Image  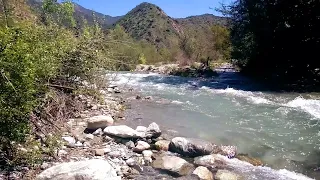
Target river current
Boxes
[108,68,320,180]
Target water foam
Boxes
[285,97,320,119]
[216,154,315,180]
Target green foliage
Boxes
[211,25,231,60]
[225,0,319,86]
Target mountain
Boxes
[115,2,183,49]
[27,0,122,27]
[115,2,228,50]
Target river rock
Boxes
[142,150,153,164]
[94,149,105,156]
[36,159,120,180]
[220,145,237,158]
[169,137,218,157]
[125,140,135,149]
[85,133,94,140]
[134,141,150,152]
[136,126,147,132]
[194,154,226,168]
[192,166,213,180]
[92,128,103,136]
[104,125,143,138]
[152,155,194,176]
[61,136,75,147]
[146,122,161,138]
[215,170,243,180]
[87,115,114,130]
[155,140,170,151]
[235,154,263,166]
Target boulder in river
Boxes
[192,166,213,180]
[155,140,170,151]
[36,159,120,180]
[235,154,263,166]
[194,154,226,168]
[146,122,161,138]
[152,155,194,176]
[104,125,143,138]
[215,170,243,180]
[87,115,114,130]
[169,137,218,157]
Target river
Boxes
[108,68,320,180]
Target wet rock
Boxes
[176,174,201,180]
[36,159,120,180]
[104,125,143,138]
[192,166,213,180]
[152,155,194,176]
[155,140,170,151]
[146,122,161,138]
[194,154,226,168]
[215,170,243,180]
[235,154,263,166]
[94,149,105,156]
[87,115,114,130]
[61,136,75,147]
[92,128,103,136]
[220,145,237,158]
[169,137,217,157]
[134,141,150,152]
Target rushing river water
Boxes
[109,68,320,180]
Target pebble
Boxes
[85,134,94,140]
[92,128,103,136]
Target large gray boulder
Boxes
[103,125,143,138]
[152,155,194,176]
[169,137,218,157]
[87,115,114,130]
[36,159,120,180]
[146,122,161,138]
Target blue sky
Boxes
[72,0,233,18]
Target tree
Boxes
[224,0,320,87]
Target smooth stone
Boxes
[104,125,143,138]
[61,136,75,147]
[155,140,170,151]
[192,166,213,180]
[215,170,243,180]
[87,115,114,130]
[146,122,161,138]
[74,141,83,147]
[92,128,103,136]
[94,149,105,156]
[125,140,135,149]
[108,151,121,158]
[134,141,150,152]
[152,155,194,176]
[136,126,147,132]
[169,137,218,157]
[194,154,226,168]
[126,158,136,167]
[142,150,153,164]
[36,159,120,180]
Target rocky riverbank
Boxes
[135,63,218,78]
[7,83,267,180]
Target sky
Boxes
[72,0,233,18]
